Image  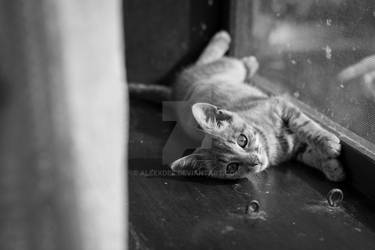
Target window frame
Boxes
[229,0,375,201]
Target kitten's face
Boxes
[171,103,269,179]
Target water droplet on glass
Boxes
[327,188,344,207]
[323,45,332,60]
[221,225,234,234]
[200,23,207,31]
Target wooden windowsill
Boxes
[129,97,375,249]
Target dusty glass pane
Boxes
[250,0,375,143]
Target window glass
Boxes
[250,0,375,143]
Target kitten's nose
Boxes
[248,156,261,168]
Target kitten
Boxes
[170,31,345,181]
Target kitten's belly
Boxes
[188,82,267,110]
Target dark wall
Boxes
[123,0,227,85]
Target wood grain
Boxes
[129,98,375,250]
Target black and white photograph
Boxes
[2,0,375,249]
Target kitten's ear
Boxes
[192,103,232,132]
[170,149,211,175]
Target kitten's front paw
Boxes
[321,159,345,182]
[314,131,341,158]
[242,56,259,79]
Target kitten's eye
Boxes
[237,134,248,148]
[226,163,239,174]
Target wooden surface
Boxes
[129,98,375,250]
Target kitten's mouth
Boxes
[247,163,265,173]
[249,153,269,173]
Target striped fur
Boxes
[170,31,345,182]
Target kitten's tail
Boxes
[128,82,172,103]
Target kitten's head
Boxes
[170,103,269,179]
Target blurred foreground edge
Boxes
[0,1,127,250]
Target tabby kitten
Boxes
[170,31,345,182]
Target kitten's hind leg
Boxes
[296,145,345,182]
[196,31,231,65]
